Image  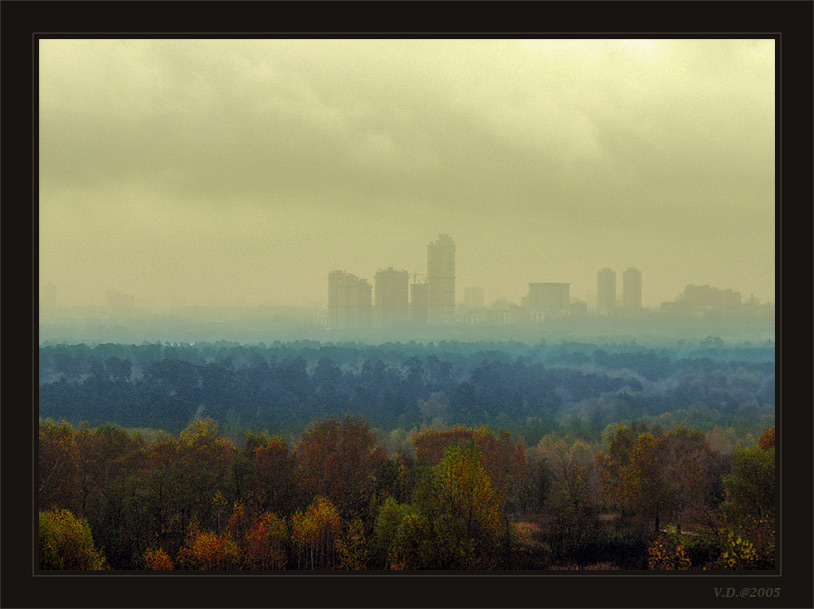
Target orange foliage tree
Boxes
[144,547,174,570]
[295,416,386,518]
[244,512,288,570]
[177,524,242,570]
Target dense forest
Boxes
[39,339,774,446]
[39,416,775,571]
[38,339,775,571]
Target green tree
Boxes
[723,444,775,522]
[392,444,505,569]
[717,434,775,569]
[371,496,414,568]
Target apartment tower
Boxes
[427,234,456,324]
[597,268,616,315]
[374,267,410,326]
[327,271,372,327]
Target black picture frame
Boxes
[3,1,811,607]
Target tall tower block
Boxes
[328,271,372,327]
[427,233,456,324]
[374,267,410,326]
[597,268,616,315]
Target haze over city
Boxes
[39,38,774,313]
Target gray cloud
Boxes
[39,38,775,308]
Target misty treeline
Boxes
[39,416,775,571]
[39,340,774,448]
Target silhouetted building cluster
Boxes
[660,284,769,318]
[326,237,770,329]
[327,234,455,329]
[527,282,570,321]
[328,271,372,327]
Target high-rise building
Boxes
[622,267,642,312]
[527,283,570,319]
[427,233,456,324]
[597,268,616,315]
[328,271,372,327]
[463,287,485,310]
[410,280,429,325]
[374,267,409,326]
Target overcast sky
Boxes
[39,38,775,309]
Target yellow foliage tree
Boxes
[290,496,342,570]
[39,509,108,570]
[647,529,692,570]
[177,529,242,570]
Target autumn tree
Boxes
[142,431,186,555]
[757,426,775,451]
[295,416,386,518]
[658,425,722,533]
[290,496,342,570]
[535,436,601,562]
[177,419,236,530]
[177,522,242,570]
[39,509,108,570]
[39,419,80,512]
[536,437,598,514]
[412,425,529,510]
[251,435,299,517]
[717,430,775,569]
[336,518,369,570]
[596,424,720,533]
[74,423,146,515]
[144,547,173,570]
[73,423,150,567]
[647,527,692,570]
[244,512,288,570]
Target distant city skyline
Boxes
[39,39,774,310]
